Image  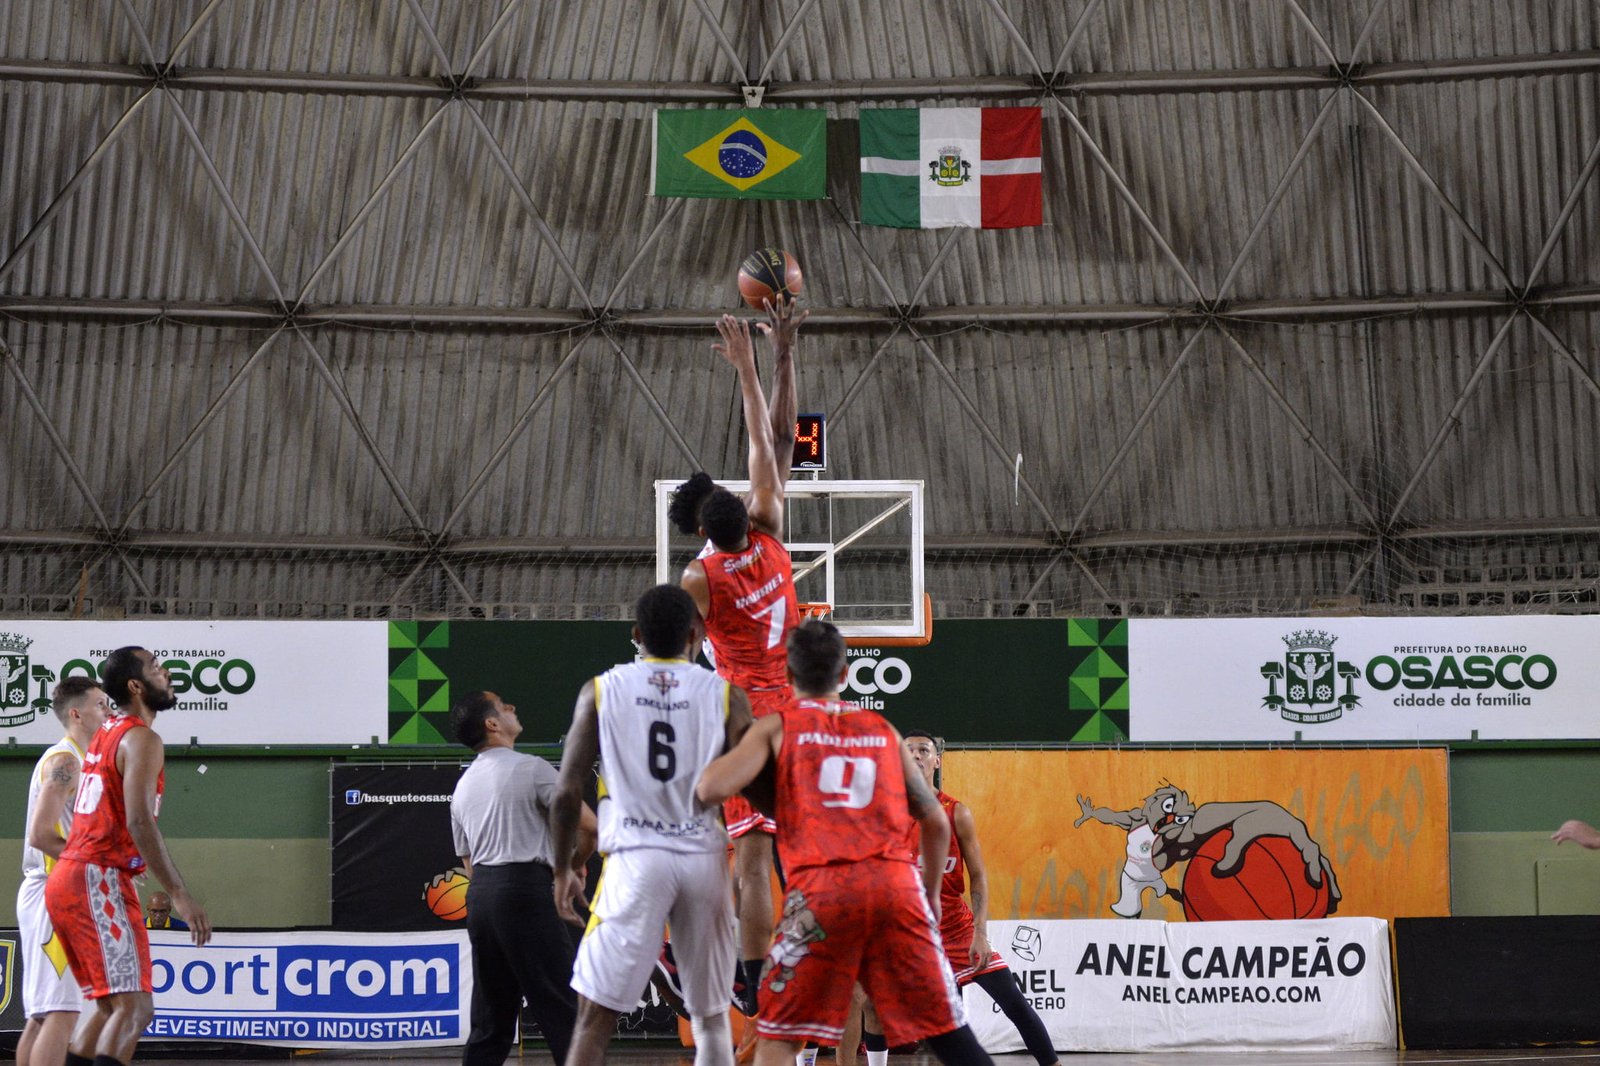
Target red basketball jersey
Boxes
[936,791,975,938]
[701,529,798,692]
[60,714,164,873]
[774,698,916,875]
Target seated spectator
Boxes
[145,890,190,931]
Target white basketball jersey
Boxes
[593,657,731,855]
[22,736,83,880]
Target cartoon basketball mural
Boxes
[1074,786,1340,921]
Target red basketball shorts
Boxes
[757,859,965,1046]
[941,922,1008,986]
[723,688,787,838]
[44,858,152,999]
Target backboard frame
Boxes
[653,478,926,642]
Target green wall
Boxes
[6,746,1600,926]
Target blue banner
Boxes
[145,929,471,1049]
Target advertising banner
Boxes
[143,929,469,1048]
[0,621,386,744]
[965,917,1394,1052]
[331,764,466,932]
[0,929,23,1032]
[1128,616,1600,741]
[388,619,1125,744]
[942,748,1449,921]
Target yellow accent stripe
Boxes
[592,674,608,801]
[584,856,609,937]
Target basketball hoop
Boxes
[797,602,833,621]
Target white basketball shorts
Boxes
[572,847,735,1018]
[16,873,83,1017]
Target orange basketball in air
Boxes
[1181,830,1331,921]
[423,869,470,921]
[737,248,803,309]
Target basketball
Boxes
[737,247,803,309]
[423,868,470,921]
[1180,830,1331,921]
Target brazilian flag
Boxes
[653,109,827,200]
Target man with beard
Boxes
[45,646,211,1066]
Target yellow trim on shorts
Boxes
[584,855,609,937]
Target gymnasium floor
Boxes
[127,1049,1600,1064]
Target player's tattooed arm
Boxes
[25,752,78,859]
[552,680,602,925]
[1073,794,1138,830]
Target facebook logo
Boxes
[344,789,362,805]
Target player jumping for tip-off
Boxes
[669,298,806,1018]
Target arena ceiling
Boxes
[1,1,1598,620]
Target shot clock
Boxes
[791,413,826,471]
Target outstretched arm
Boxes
[712,314,783,537]
[697,713,782,806]
[756,298,808,490]
[552,680,601,925]
[1554,819,1600,849]
[1074,794,1138,831]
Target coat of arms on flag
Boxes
[859,107,1042,229]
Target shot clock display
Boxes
[792,413,826,471]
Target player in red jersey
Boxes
[670,302,804,1013]
[695,622,994,1066]
[901,730,1059,1066]
[45,646,211,1066]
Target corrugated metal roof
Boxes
[2,0,1598,618]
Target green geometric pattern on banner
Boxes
[1062,618,1130,740]
[389,621,451,742]
[1070,711,1125,742]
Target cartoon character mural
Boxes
[1074,785,1341,921]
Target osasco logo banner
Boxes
[965,918,1394,1053]
[1128,616,1600,740]
[143,929,471,1048]
[0,621,386,744]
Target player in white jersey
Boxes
[552,585,755,1066]
[15,676,110,1066]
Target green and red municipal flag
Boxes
[653,109,827,200]
[859,107,1042,228]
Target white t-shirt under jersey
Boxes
[593,656,730,855]
[21,736,83,880]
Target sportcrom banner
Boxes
[331,764,466,932]
[143,929,470,1049]
[1128,616,1600,740]
[965,918,1394,1052]
[0,621,386,744]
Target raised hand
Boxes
[712,314,757,370]
[755,296,809,351]
[1074,794,1095,827]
